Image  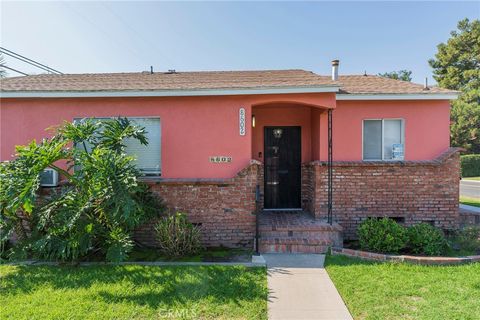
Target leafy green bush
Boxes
[155,212,202,258]
[407,223,447,256]
[0,118,165,262]
[358,218,408,254]
[461,154,480,177]
[451,226,480,253]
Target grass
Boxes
[127,247,252,263]
[460,196,480,208]
[463,177,480,181]
[0,264,267,320]
[325,254,480,320]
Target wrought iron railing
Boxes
[328,109,333,225]
[255,184,261,254]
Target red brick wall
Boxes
[306,148,461,239]
[134,160,262,248]
[134,148,461,246]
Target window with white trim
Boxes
[74,117,161,175]
[363,119,404,161]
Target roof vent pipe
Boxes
[424,77,430,90]
[332,60,339,81]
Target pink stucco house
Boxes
[0,61,460,253]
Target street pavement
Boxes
[460,179,480,199]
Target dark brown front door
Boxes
[264,126,301,209]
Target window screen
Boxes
[363,119,404,160]
[74,117,161,175]
[124,118,161,175]
[383,120,402,160]
[363,120,382,160]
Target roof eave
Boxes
[0,85,340,98]
[336,93,459,100]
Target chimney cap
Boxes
[331,59,340,66]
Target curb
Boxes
[331,247,480,265]
[460,204,480,213]
[2,257,267,268]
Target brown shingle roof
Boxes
[0,69,457,95]
[0,70,337,92]
[336,75,455,94]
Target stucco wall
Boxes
[0,94,450,179]
[321,100,451,161]
[251,104,315,163]
[0,93,335,179]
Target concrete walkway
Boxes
[264,254,353,320]
[460,203,480,213]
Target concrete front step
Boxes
[259,237,331,254]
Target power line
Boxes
[0,64,29,76]
[0,47,63,74]
[99,2,176,67]
[61,2,145,66]
[0,47,62,74]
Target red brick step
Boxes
[258,211,343,253]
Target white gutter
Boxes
[0,86,340,98]
[336,93,459,100]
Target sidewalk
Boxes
[460,204,480,213]
[263,254,353,320]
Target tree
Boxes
[378,70,412,82]
[0,118,165,262]
[0,53,7,78]
[429,18,480,153]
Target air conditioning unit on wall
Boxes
[40,168,59,187]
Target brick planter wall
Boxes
[460,208,480,227]
[134,160,262,248]
[306,148,462,239]
[135,148,461,247]
[332,247,480,265]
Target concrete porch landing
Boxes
[258,211,343,253]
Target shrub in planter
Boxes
[451,226,480,253]
[358,218,408,254]
[407,223,447,256]
[155,212,202,258]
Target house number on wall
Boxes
[239,107,246,136]
[209,156,233,163]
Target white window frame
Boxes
[73,116,162,175]
[362,118,405,161]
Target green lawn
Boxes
[0,265,267,320]
[460,196,480,208]
[463,177,480,181]
[325,255,480,320]
[127,247,252,262]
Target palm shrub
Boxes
[358,218,408,254]
[155,212,202,258]
[407,223,447,256]
[0,118,165,262]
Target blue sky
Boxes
[1,1,479,84]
